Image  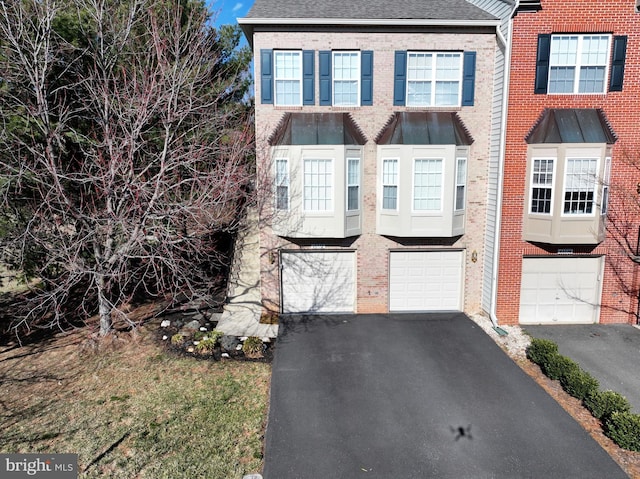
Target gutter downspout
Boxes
[489,2,518,334]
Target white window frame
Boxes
[602,156,611,215]
[455,157,467,212]
[347,158,360,211]
[303,158,334,212]
[274,50,302,106]
[548,34,611,95]
[275,158,289,211]
[332,51,360,107]
[529,157,556,215]
[406,52,463,107]
[382,158,399,211]
[412,158,443,212]
[562,157,599,216]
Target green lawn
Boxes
[0,324,271,478]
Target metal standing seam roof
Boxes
[375,112,474,146]
[526,109,617,144]
[242,0,498,22]
[268,113,368,146]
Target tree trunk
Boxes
[96,274,112,336]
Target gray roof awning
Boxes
[375,112,473,146]
[269,113,367,146]
[526,109,617,144]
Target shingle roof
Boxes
[243,0,497,22]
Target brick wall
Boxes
[252,29,498,315]
[498,0,640,324]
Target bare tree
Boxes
[602,148,640,321]
[0,0,254,336]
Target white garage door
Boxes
[520,256,603,324]
[389,250,464,311]
[281,251,355,313]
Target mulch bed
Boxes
[517,358,640,479]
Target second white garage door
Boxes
[520,256,603,324]
[281,251,355,314]
[389,250,464,311]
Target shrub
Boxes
[526,338,559,366]
[584,390,631,421]
[559,368,599,401]
[543,354,579,381]
[604,412,640,451]
[242,336,264,359]
[194,330,223,355]
[170,333,186,345]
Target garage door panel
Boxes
[520,257,602,324]
[389,251,463,312]
[281,252,355,314]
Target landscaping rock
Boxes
[181,320,202,332]
[220,335,240,352]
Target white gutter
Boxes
[489,1,518,330]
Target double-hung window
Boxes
[274,51,302,106]
[602,156,611,214]
[347,158,360,211]
[332,51,360,106]
[406,52,462,107]
[536,34,627,94]
[549,35,610,94]
[455,157,467,211]
[563,158,598,215]
[413,159,443,211]
[382,159,398,210]
[530,158,554,214]
[275,159,289,211]
[304,159,333,212]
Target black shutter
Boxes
[609,36,627,92]
[534,34,551,94]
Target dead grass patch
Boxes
[0,320,270,478]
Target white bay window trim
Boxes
[530,158,555,215]
[347,158,360,211]
[413,158,443,212]
[275,158,289,211]
[455,157,467,211]
[602,156,611,215]
[303,158,334,212]
[562,157,598,216]
[382,158,399,211]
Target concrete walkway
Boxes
[215,208,278,338]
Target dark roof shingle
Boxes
[244,0,497,22]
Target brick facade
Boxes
[497,0,640,324]
[252,30,498,315]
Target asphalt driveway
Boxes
[525,324,640,413]
[263,313,627,479]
